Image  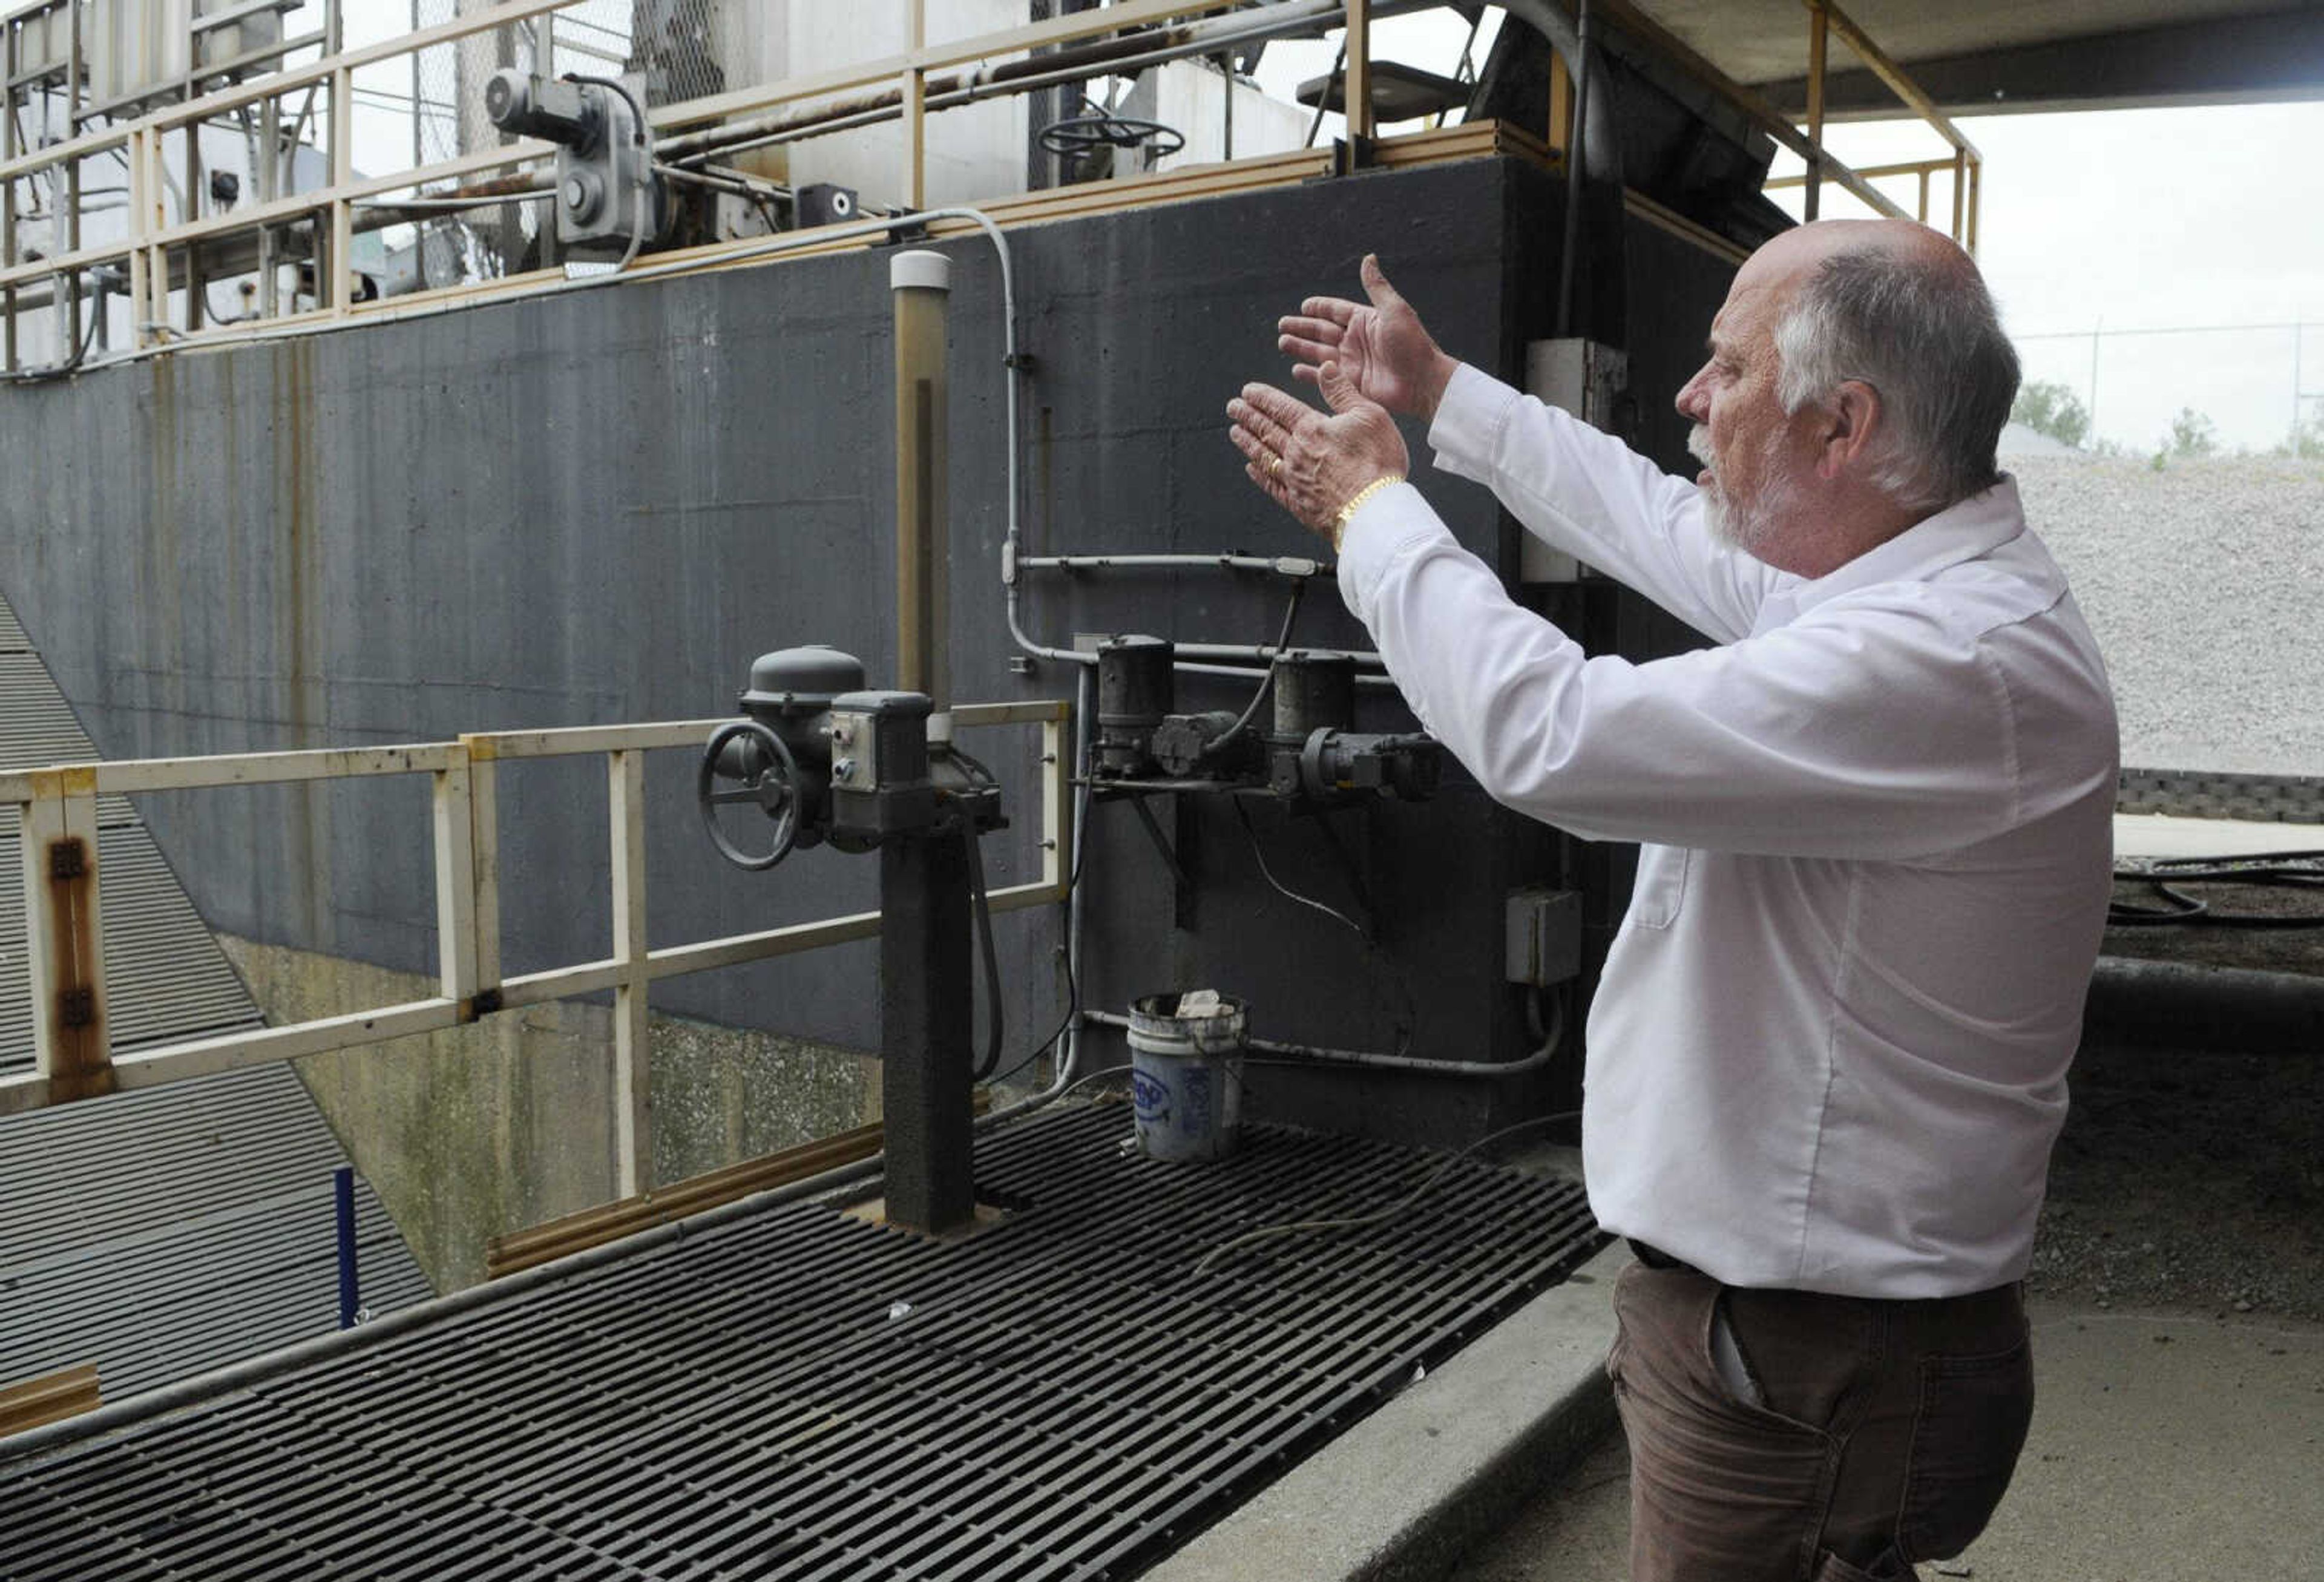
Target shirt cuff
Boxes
[1335,480,1449,627]
[1426,362,1521,481]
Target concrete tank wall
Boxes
[0,154,1737,1151]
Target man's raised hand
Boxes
[1226,364,1409,544]
[1275,254,1458,423]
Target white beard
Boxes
[1689,423,1790,559]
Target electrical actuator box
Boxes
[794,183,859,228]
[1505,887,1583,986]
[485,70,671,255]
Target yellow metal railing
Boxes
[3,0,1984,375]
[1581,0,1980,251]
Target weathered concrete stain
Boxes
[220,933,879,1292]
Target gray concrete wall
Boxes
[226,934,878,1292]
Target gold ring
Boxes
[1269,453,1283,476]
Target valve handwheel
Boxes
[698,720,804,870]
[1037,112,1186,163]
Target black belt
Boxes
[1625,1238,2025,1332]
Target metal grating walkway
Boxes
[0,1102,1600,1581]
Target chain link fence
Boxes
[2014,321,2324,458]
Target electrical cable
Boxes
[962,817,1006,1081]
[562,73,652,273]
[981,777,1092,1089]
[1192,1109,1583,1275]
[1231,796,1419,1053]
[2109,852,2324,928]
[1196,580,1305,764]
[3,284,100,383]
[980,723,1097,1092]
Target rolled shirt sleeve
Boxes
[1337,479,2041,860]
[1425,363,1785,646]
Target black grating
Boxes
[0,1102,1601,1581]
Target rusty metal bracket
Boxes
[56,987,96,1028]
[47,837,87,880]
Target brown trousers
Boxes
[1608,1255,2034,1581]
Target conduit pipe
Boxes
[892,249,953,723]
[1495,0,1627,342]
[1082,987,1566,1078]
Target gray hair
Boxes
[1770,244,2020,517]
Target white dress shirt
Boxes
[1338,364,2119,1298]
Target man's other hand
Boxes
[1277,254,1458,423]
[1227,364,1409,543]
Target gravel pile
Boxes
[2030,1041,2324,1321]
[2014,453,2324,776]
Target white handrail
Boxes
[0,701,1074,1200]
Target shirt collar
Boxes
[1756,474,2030,631]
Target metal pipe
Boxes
[1082,987,1567,1078]
[2084,956,2324,1055]
[1554,0,1591,339]
[1496,0,1627,341]
[891,249,951,717]
[1019,552,1332,578]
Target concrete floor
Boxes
[2113,812,2324,861]
[1450,1296,2324,1581]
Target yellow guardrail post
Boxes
[21,766,109,1103]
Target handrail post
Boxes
[1041,715,1068,895]
[329,65,353,315]
[1342,0,1373,143]
[609,749,652,1194]
[22,767,111,1103]
[125,127,149,346]
[1966,153,1981,254]
[1803,1,1827,222]
[460,736,504,1000]
[901,0,926,212]
[1951,146,1967,244]
[432,747,481,1006]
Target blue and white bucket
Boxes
[1128,991,1247,1163]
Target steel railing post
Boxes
[609,748,652,1194]
[1804,2,1827,222]
[22,767,110,1102]
[460,737,504,999]
[432,749,481,1007]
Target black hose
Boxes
[963,819,1006,1080]
[2109,853,2324,928]
[982,708,1097,1091]
[3,282,99,384]
[1555,0,1592,340]
[1496,0,1628,347]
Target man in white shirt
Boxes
[1225,219,2117,1581]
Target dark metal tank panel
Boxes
[0,156,1736,1146]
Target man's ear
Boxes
[1817,379,1882,481]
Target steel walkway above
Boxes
[0,1100,1601,1581]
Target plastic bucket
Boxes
[1128,992,1247,1162]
